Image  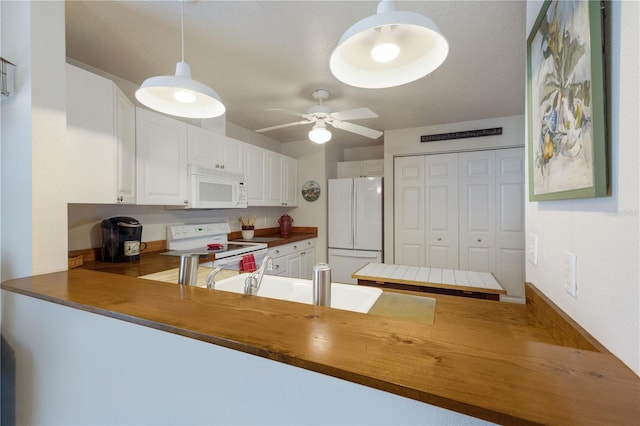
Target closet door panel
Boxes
[496,148,525,300]
[425,154,458,268]
[459,151,496,273]
[394,157,425,265]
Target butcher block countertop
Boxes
[2,268,639,425]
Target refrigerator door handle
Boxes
[352,182,357,246]
[330,251,380,259]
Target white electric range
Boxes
[164,222,268,269]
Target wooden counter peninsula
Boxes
[2,267,639,425]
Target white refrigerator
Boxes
[328,177,383,284]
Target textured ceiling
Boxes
[65,1,526,148]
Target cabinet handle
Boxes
[477,238,482,242]
[437,238,442,241]
[221,164,225,169]
[275,250,280,255]
[184,200,189,204]
[301,251,305,255]
[293,245,297,249]
[117,195,123,203]
[275,265,280,269]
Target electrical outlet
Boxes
[526,233,538,266]
[564,251,578,298]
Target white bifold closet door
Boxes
[393,148,525,301]
[458,151,496,273]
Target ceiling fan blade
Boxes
[330,108,378,121]
[330,120,383,139]
[255,120,311,133]
[265,108,310,119]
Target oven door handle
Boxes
[213,249,268,267]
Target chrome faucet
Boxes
[244,256,273,295]
[205,266,223,289]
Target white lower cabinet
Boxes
[266,239,316,279]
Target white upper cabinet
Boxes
[244,145,298,207]
[338,159,384,178]
[244,144,268,205]
[188,126,244,176]
[66,64,136,204]
[282,155,298,207]
[135,107,189,206]
[265,151,283,206]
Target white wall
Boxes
[383,115,525,262]
[2,290,492,425]
[525,0,639,375]
[344,145,384,161]
[282,140,331,263]
[1,1,67,280]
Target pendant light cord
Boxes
[180,0,185,63]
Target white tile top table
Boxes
[352,263,506,300]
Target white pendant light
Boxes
[308,119,332,144]
[135,1,225,118]
[330,0,449,89]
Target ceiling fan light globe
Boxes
[309,127,332,144]
[330,4,448,88]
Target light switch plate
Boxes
[526,233,538,266]
[564,251,578,298]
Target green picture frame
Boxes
[527,0,609,201]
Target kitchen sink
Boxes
[213,274,382,313]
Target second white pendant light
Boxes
[330,0,449,89]
[135,1,225,118]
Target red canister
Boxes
[278,214,293,237]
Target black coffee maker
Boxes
[100,216,144,262]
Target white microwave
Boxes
[187,165,248,209]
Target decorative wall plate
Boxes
[301,180,321,202]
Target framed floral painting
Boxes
[527,0,609,201]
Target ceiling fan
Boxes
[255,89,383,143]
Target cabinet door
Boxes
[300,248,315,279]
[495,148,525,300]
[394,156,425,265]
[425,154,458,268]
[362,159,384,177]
[244,144,267,205]
[187,125,215,168]
[219,136,245,175]
[66,64,116,204]
[266,151,283,206]
[136,108,188,205]
[458,151,496,273]
[281,155,298,206]
[338,161,364,178]
[287,252,302,278]
[114,87,136,204]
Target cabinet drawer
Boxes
[268,239,316,258]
